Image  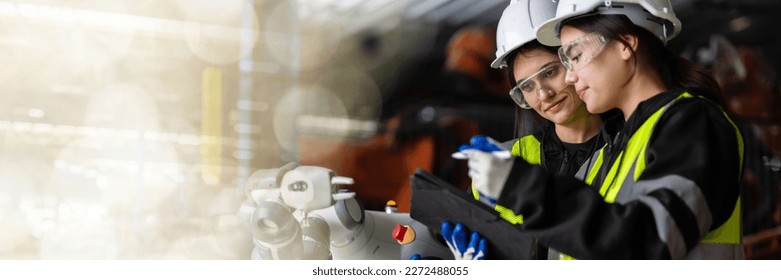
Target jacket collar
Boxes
[601,88,687,149]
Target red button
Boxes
[392,224,408,242]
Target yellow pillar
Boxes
[201,67,223,185]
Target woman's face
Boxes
[559,26,629,114]
[511,48,591,126]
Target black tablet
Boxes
[409,168,537,260]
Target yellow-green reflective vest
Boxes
[579,92,744,259]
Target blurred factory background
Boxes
[0,0,779,259]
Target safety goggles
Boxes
[509,61,565,109]
[558,33,608,71]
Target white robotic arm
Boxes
[238,163,413,260]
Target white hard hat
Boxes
[491,0,557,69]
[536,0,681,46]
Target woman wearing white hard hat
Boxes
[463,0,745,259]
[465,0,613,260]
[492,0,608,161]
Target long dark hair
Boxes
[563,15,723,103]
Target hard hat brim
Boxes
[490,52,509,69]
[536,10,592,47]
[536,1,683,47]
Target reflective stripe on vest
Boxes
[476,135,543,225]
[582,92,744,259]
[513,135,541,165]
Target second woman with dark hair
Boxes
[459,0,744,259]
[443,0,608,260]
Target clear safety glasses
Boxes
[509,62,565,109]
[558,33,608,71]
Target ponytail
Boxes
[662,49,724,104]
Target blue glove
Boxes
[440,221,486,260]
[452,135,511,159]
[452,136,513,205]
